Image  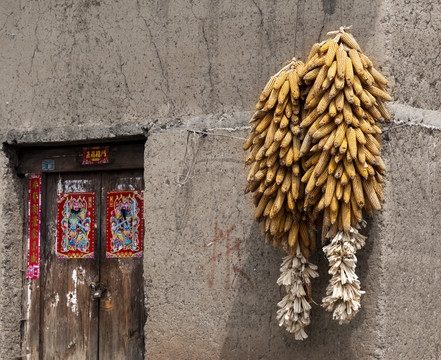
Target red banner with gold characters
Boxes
[106,191,143,258]
[27,174,41,279]
[82,146,109,165]
[57,192,95,259]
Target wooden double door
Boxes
[39,170,145,359]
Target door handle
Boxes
[89,282,107,299]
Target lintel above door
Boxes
[15,140,145,175]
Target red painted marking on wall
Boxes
[201,222,253,290]
[232,266,255,288]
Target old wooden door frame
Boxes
[15,139,146,359]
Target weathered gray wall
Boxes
[0,0,441,359]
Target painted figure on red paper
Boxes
[106,191,143,258]
[57,193,95,258]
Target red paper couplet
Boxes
[106,191,144,258]
[27,174,41,279]
[57,192,95,259]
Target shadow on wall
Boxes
[219,217,380,359]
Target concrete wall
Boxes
[0,0,440,359]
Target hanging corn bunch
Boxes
[244,27,391,338]
[244,58,319,339]
[298,27,391,324]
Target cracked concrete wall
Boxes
[0,0,440,359]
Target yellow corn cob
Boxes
[359,90,373,108]
[340,32,361,51]
[281,171,292,193]
[343,100,353,125]
[305,169,317,194]
[260,76,276,101]
[313,150,331,178]
[255,99,265,110]
[343,156,356,179]
[376,172,383,183]
[299,221,310,248]
[352,74,363,95]
[276,165,287,185]
[275,96,289,115]
[316,168,329,187]
[316,89,333,114]
[288,70,300,100]
[300,108,320,128]
[335,74,345,90]
[376,100,391,121]
[304,151,321,168]
[375,155,386,173]
[340,170,349,186]
[329,99,337,117]
[365,133,381,155]
[324,174,337,207]
[333,122,347,148]
[339,135,348,154]
[254,195,270,219]
[329,82,339,98]
[323,128,337,151]
[270,188,286,218]
[368,85,392,102]
[359,69,375,88]
[320,39,333,54]
[367,104,383,121]
[291,173,301,200]
[351,174,365,207]
[292,136,301,161]
[334,161,344,179]
[253,167,268,182]
[328,155,338,174]
[286,190,295,210]
[369,66,388,86]
[336,44,346,79]
[325,41,339,67]
[280,130,293,149]
[284,147,294,167]
[346,127,357,160]
[348,49,364,74]
[360,52,373,69]
[265,161,279,183]
[327,60,337,80]
[359,118,374,134]
[350,194,363,223]
[301,165,315,183]
[264,88,279,111]
[362,178,382,211]
[278,80,290,105]
[312,122,338,140]
[354,157,369,179]
[319,113,332,126]
[321,77,333,91]
[370,176,384,202]
[288,222,300,247]
[307,43,321,61]
[303,67,321,82]
[343,182,351,203]
[345,56,354,86]
[354,127,367,144]
[342,201,351,232]
[330,195,339,224]
[299,133,313,157]
[335,91,345,112]
[344,85,355,104]
[273,70,288,90]
[263,197,275,217]
[352,106,366,121]
[270,210,284,235]
[274,125,289,142]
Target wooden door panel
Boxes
[42,174,100,360]
[98,170,145,360]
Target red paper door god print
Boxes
[57,193,95,258]
[106,191,144,258]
